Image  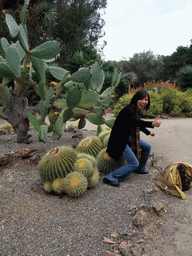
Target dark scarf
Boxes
[131,111,141,162]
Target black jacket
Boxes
[106,104,154,161]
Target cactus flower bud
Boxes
[111,95,115,98]
[50,81,58,87]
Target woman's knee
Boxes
[132,159,139,170]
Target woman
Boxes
[103,89,161,187]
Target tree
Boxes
[176,65,192,91]
[53,0,107,63]
[123,72,137,93]
[160,46,191,82]
[118,51,164,86]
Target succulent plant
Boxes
[0,0,122,144]
[52,178,65,194]
[76,136,102,157]
[74,158,93,179]
[38,146,77,181]
[44,181,53,193]
[76,152,97,169]
[103,133,110,148]
[63,171,88,197]
[97,148,127,174]
[87,168,100,189]
[98,130,111,142]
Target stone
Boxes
[119,241,131,256]
[132,210,149,227]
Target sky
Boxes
[98,0,192,61]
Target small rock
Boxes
[151,201,167,216]
[119,241,131,256]
[130,244,143,256]
[132,210,149,227]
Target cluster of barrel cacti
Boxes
[39,145,100,197]
[0,0,121,143]
[38,127,126,197]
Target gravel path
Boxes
[1,117,192,256]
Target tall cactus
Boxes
[0,0,121,143]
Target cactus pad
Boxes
[76,136,102,157]
[38,146,77,181]
[63,171,88,197]
[97,148,127,174]
[52,178,65,194]
[74,158,93,179]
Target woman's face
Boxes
[137,96,148,111]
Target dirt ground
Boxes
[1,115,192,256]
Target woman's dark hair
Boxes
[130,90,150,111]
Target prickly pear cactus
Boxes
[76,136,102,157]
[38,146,77,181]
[97,148,127,174]
[63,171,88,197]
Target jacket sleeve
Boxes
[126,105,154,129]
[140,127,151,135]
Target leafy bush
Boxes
[161,89,192,116]
[113,88,192,118]
[113,91,163,118]
[141,91,163,118]
[113,93,133,116]
[171,105,182,116]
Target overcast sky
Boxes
[98,0,192,61]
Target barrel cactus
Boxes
[52,178,65,194]
[103,133,110,148]
[63,171,88,197]
[76,136,102,157]
[44,181,53,193]
[74,158,93,179]
[87,168,100,189]
[38,146,77,181]
[97,148,127,174]
[98,130,111,143]
[77,153,97,169]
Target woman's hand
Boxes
[152,115,162,127]
[150,132,156,136]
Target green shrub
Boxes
[113,91,163,118]
[141,91,163,118]
[113,93,133,116]
[171,105,182,116]
[161,89,192,116]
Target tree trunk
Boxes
[5,94,38,143]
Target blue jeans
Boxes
[105,138,151,183]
